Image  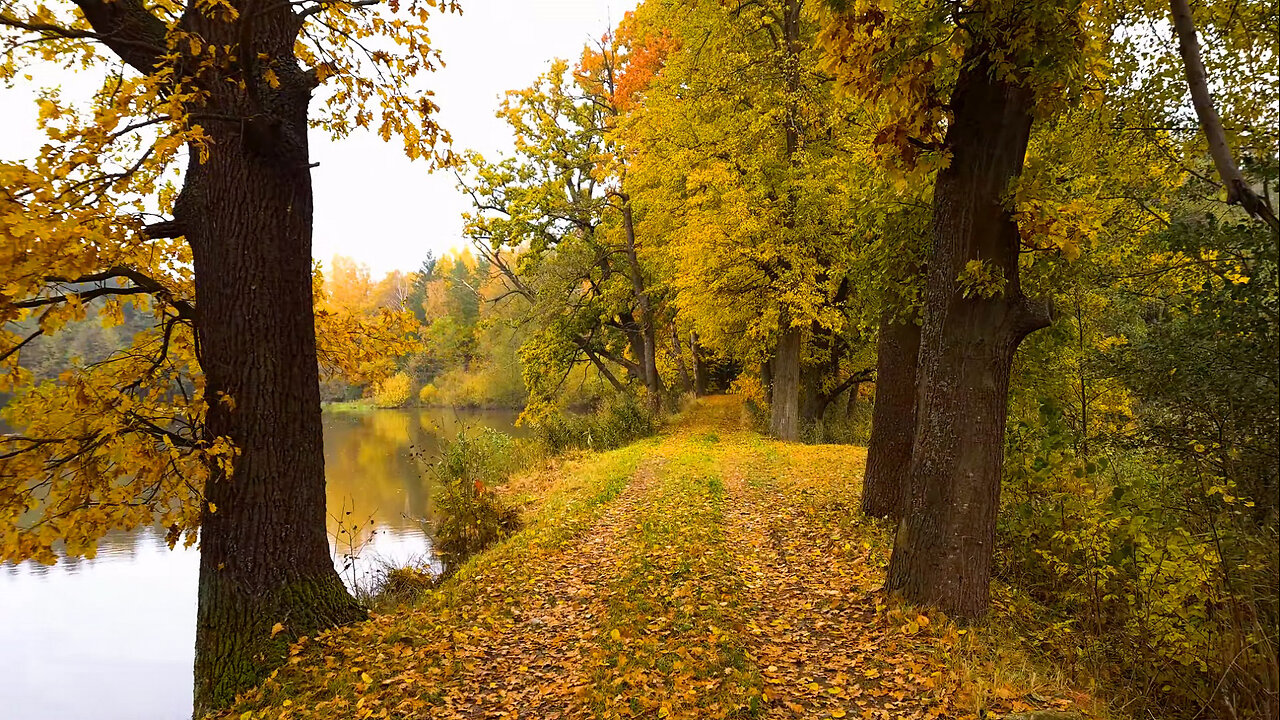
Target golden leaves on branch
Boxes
[300,0,461,165]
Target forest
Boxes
[0,0,1276,718]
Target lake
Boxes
[0,406,523,720]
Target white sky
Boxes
[0,0,634,276]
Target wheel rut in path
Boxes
[431,455,663,720]
[720,440,956,719]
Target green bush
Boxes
[423,428,524,576]
[998,399,1279,719]
[531,393,658,454]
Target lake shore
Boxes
[322,399,526,414]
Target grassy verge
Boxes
[320,399,379,413]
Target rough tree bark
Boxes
[53,0,369,712]
[691,332,708,397]
[769,323,802,441]
[672,327,693,393]
[884,47,1051,619]
[1169,0,1278,232]
[183,4,366,710]
[799,365,823,426]
[861,314,921,519]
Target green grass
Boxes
[580,438,763,719]
[320,399,378,413]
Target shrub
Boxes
[417,382,439,405]
[423,428,524,575]
[422,365,527,408]
[353,555,436,609]
[998,399,1279,719]
[531,393,658,454]
[729,375,770,434]
[372,371,413,408]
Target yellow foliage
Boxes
[0,0,458,565]
[372,372,413,409]
[728,374,768,409]
[418,382,439,405]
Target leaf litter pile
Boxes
[218,397,1095,720]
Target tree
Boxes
[404,251,438,323]
[625,0,872,440]
[861,312,920,518]
[0,0,455,710]
[1167,0,1277,232]
[824,0,1109,616]
[858,206,928,518]
[461,46,671,413]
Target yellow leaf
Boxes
[270,622,284,637]
[832,711,847,718]
[610,629,621,641]
[361,671,372,684]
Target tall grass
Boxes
[532,394,659,454]
[421,428,525,576]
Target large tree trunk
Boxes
[884,48,1050,620]
[672,327,693,393]
[183,12,363,714]
[691,332,708,397]
[799,365,823,425]
[66,0,365,712]
[862,315,921,519]
[620,204,664,405]
[769,324,802,441]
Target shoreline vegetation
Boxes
[320,399,525,414]
[215,397,1101,720]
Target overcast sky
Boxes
[0,0,633,276]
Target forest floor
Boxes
[220,396,1099,720]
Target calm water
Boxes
[0,407,523,720]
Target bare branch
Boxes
[0,327,44,364]
[1170,0,1279,233]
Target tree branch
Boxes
[36,266,196,319]
[1169,0,1278,233]
[295,0,380,21]
[0,327,44,365]
[69,0,168,74]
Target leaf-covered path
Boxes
[220,397,1090,720]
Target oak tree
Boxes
[0,0,455,710]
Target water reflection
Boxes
[0,407,522,720]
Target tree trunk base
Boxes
[194,571,364,716]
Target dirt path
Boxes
[432,455,664,719]
[221,396,1089,720]
[720,436,954,719]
